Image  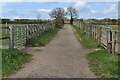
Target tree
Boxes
[49,8,66,27]
[67,6,78,24]
[111,19,117,25]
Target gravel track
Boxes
[9,24,96,78]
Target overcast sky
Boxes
[1,2,118,20]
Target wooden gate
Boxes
[100,27,111,49]
[9,25,27,49]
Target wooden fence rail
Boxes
[73,20,120,54]
[0,21,55,49]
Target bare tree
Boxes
[49,8,66,27]
[67,6,78,24]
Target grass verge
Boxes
[1,49,32,77]
[72,24,118,78]
[27,25,64,47]
[72,25,100,49]
[86,50,118,78]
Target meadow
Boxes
[96,25,119,30]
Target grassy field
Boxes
[96,25,118,30]
[72,25,100,49]
[26,25,64,47]
[86,50,118,78]
[1,49,32,77]
[64,21,70,24]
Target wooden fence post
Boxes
[89,24,92,37]
[99,27,102,44]
[41,24,43,34]
[79,21,80,29]
[5,22,8,35]
[97,26,99,42]
[117,31,120,54]
[26,25,30,41]
[107,28,112,53]
[79,22,81,29]
[6,22,8,27]
[9,25,14,49]
[93,25,95,39]
[95,25,97,40]
[112,31,115,53]
[91,24,93,38]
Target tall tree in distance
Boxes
[49,8,66,28]
[67,6,78,24]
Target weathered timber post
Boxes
[39,24,42,36]
[91,25,93,38]
[41,24,43,34]
[80,22,82,29]
[107,28,112,53]
[83,22,85,30]
[93,25,95,39]
[118,33,120,54]
[26,25,31,41]
[42,24,45,34]
[112,31,115,53]
[6,22,8,27]
[81,22,83,29]
[90,24,92,37]
[9,25,14,49]
[92,25,94,39]
[34,24,38,33]
[44,24,46,32]
[78,21,80,28]
[98,26,102,44]
[6,22,8,34]
[97,26,99,41]
[37,25,40,36]
[94,25,96,40]
[95,25,97,40]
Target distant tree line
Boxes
[1,19,52,24]
[83,18,118,25]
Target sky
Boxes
[1,2,118,20]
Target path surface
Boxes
[10,24,96,78]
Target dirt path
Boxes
[10,24,96,78]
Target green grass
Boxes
[26,25,64,47]
[72,24,119,78]
[64,21,70,24]
[96,25,118,30]
[86,50,118,78]
[72,25,100,49]
[1,49,32,77]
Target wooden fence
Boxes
[73,20,120,54]
[0,21,55,49]
[0,27,9,40]
[94,22,118,25]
